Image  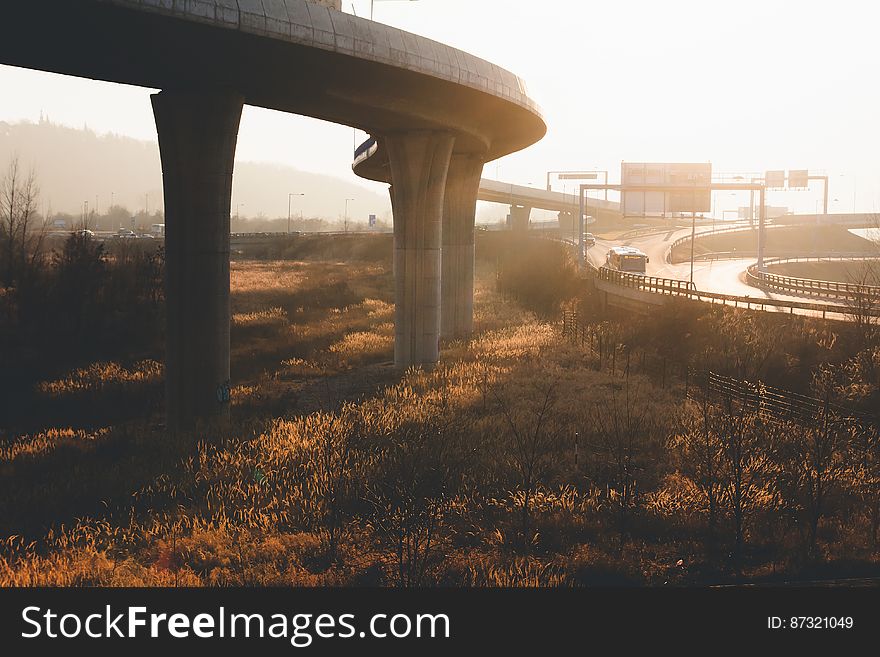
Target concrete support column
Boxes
[151,90,244,430]
[557,211,577,238]
[389,184,395,278]
[441,153,483,339]
[385,131,455,366]
[509,204,532,231]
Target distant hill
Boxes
[0,119,391,224]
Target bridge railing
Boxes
[596,266,697,295]
[665,223,793,263]
[354,137,377,160]
[589,265,880,318]
[230,232,297,238]
[746,256,880,301]
[667,223,759,252]
[676,249,874,263]
[666,221,876,264]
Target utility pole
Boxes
[578,185,585,270]
[689,186,696,285]
[749,189,755,228]
[689,211,696,285]
[344,198,354,233]
[853,174,857,213]
[371,0,418,20]
[757,186,766,270]
[288,192,304,234]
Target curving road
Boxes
[587,225,867,314]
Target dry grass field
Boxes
[1,234,879,587]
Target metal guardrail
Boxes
[673,250,879,264]
[613,225,688,240]
[667,221,878,264]
[668,223,758,251]
[689,370,871,425]
[665,223,791,263]
[588,264,880,318]
[560,310,872,425]
[230,232,295,238]
[595,265,697,295]
[230,231,389,239]
[747,256,880,301]
[354,137,377,160]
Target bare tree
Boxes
[587,378,658,551]
[843,266,879,354]
[715,406,775,572]
[365,405,468,587]
[707,311,781,381]
[0,155,44,287]
[305,406,363,562]
[848,423,880,548]
[671,398,725,544]
[491,380,561,545]
[772,411,846,557]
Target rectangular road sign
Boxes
[788,169,809,188]
[621,162,712,215]
[765,170,785,189]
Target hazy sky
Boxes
[0,0,878,216]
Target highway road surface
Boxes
[587,225,865,316]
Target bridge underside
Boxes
[1,1,546,430]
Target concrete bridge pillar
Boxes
[558,210,577,238]
[385,131,455,366]
[389,185,396,278]
[151,90,244,430]
[441,153,483,339]
[508,204,532,231]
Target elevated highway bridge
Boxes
[353,136,621,230]
[1,0,546,428]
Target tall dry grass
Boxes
[1,237,879,587]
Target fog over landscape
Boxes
[2,0,878,220]
[2,1,880,637]
[0,119,391,225]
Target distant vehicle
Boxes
[150,223,165,237]
[115,228,137,239]
[583,232,596,247]
[605,246,649,275]
[74,228,94,239]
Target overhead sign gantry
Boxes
[576,163,770,273]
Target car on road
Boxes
[115,229,137,239]
[583,232,596,247]
[74,228,95,239]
